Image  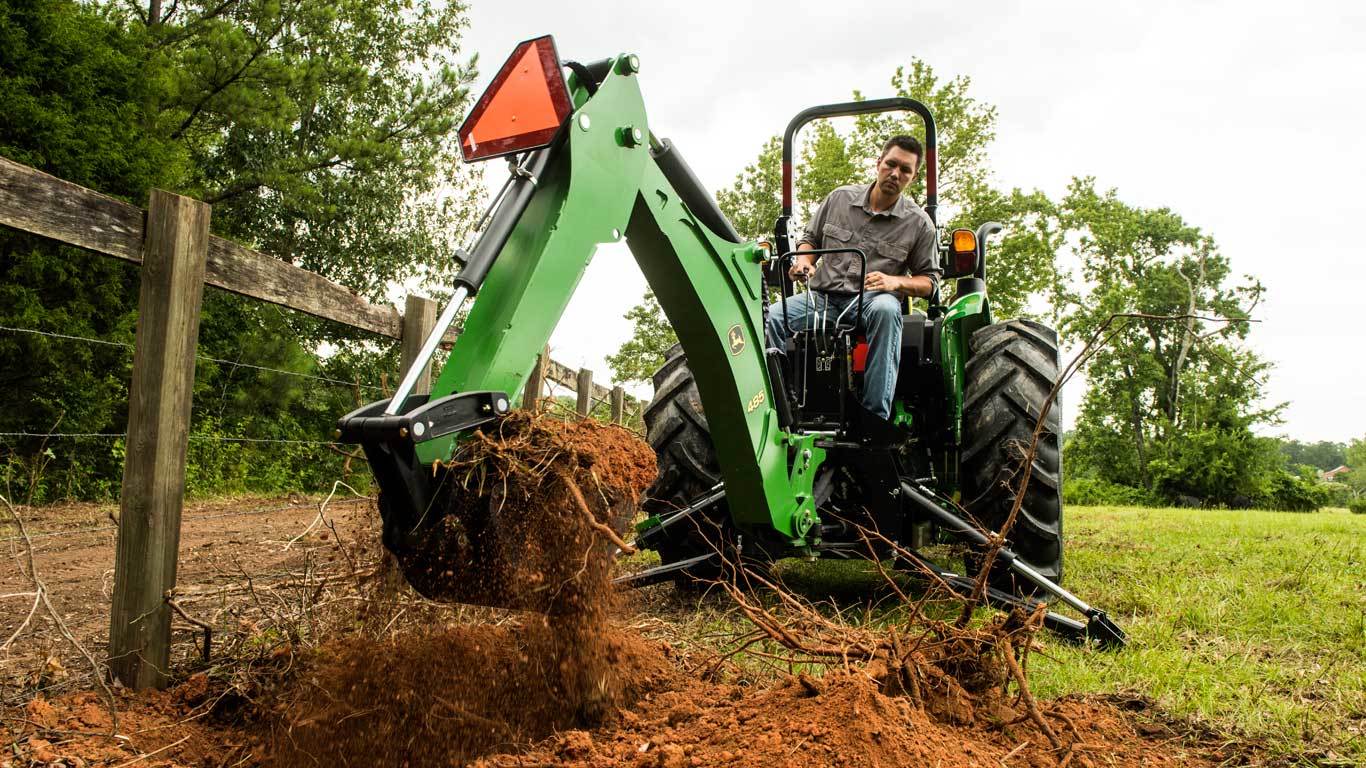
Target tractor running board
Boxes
[613,552,719,588]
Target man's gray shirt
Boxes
[798,183,941,295]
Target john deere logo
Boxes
[727,325,745,355]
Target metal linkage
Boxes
[899,481,1126,649]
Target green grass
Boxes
[629,507,1365,764]
[1030,506,1365,765]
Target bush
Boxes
[1063,478,1158,507]
[1257,471,1325,512]
[1318,482,1354,508]
[1348,498,1366,515]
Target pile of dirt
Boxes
[264,623,678,766]
[473,673,1226,768]
[11,681,245,766]
[3,414,1241,767]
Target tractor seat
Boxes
[849,310,930,375]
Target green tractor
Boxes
[337,36,1123,647]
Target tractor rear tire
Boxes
[960,319,1064,596]
[642,344,728,586]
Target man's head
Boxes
[875,135,922,199]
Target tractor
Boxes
[337,36,1123,647]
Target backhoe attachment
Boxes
[336,37,818,610]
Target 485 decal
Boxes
[746,390,766,413]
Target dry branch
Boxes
[1,492,119,734]
[560,472,635,554]
[956,311,1255,627]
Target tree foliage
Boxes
[605,291,676,385]
[1058,180,1290,507]
[0,0,481,501]
[1277,439,1346,472]
[143,0,483,300]
[0,0,186,498]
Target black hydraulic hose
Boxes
[453,144,557,294]
[561,60,599,96]
[974,221,1002,283]
[766,349,795,429]
[652,138,742,243]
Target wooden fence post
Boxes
[576,368,593,417]
[610,386,625,424]
[522,345,548,413]
[399,294,437,396]
[108,190,210,690]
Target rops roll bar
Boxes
[774,98,938,256]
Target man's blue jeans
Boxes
[764,291,903,419]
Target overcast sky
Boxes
[456,0,1366,443]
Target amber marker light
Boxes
[950,228,978,275]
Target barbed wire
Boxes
[0,432,342,445]
[0,496,373,543]
[0,323,382,392]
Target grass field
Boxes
[640,505,1365,765]
[1030,506,1365,765]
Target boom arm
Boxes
[357,51,821,545]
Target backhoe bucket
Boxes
[338,393,648,614]
[338,390,552,611]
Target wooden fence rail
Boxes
[0,154,642,689]
[0,156,637,408]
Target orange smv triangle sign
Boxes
[459,36,573,163]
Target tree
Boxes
[0,0,188,500]
[1277,439,1347,471]
[1341,437,1366,497]
[606,291,676,385]
[1059,179,1279,506]
[0,0,483,500]
[134,0,483,301]
[714,136,782,242]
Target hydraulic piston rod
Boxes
[386,286,470,415]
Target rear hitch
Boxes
[336,390,511,552]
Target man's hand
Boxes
[865,271,932,298]
[864,271,900,293]
[789,255,816,282]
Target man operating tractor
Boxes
[765,135,942,420]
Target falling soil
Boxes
[264,624,679,766]
[267,412,664,766]
[395,411,656,616]
[4,415,1247,767]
